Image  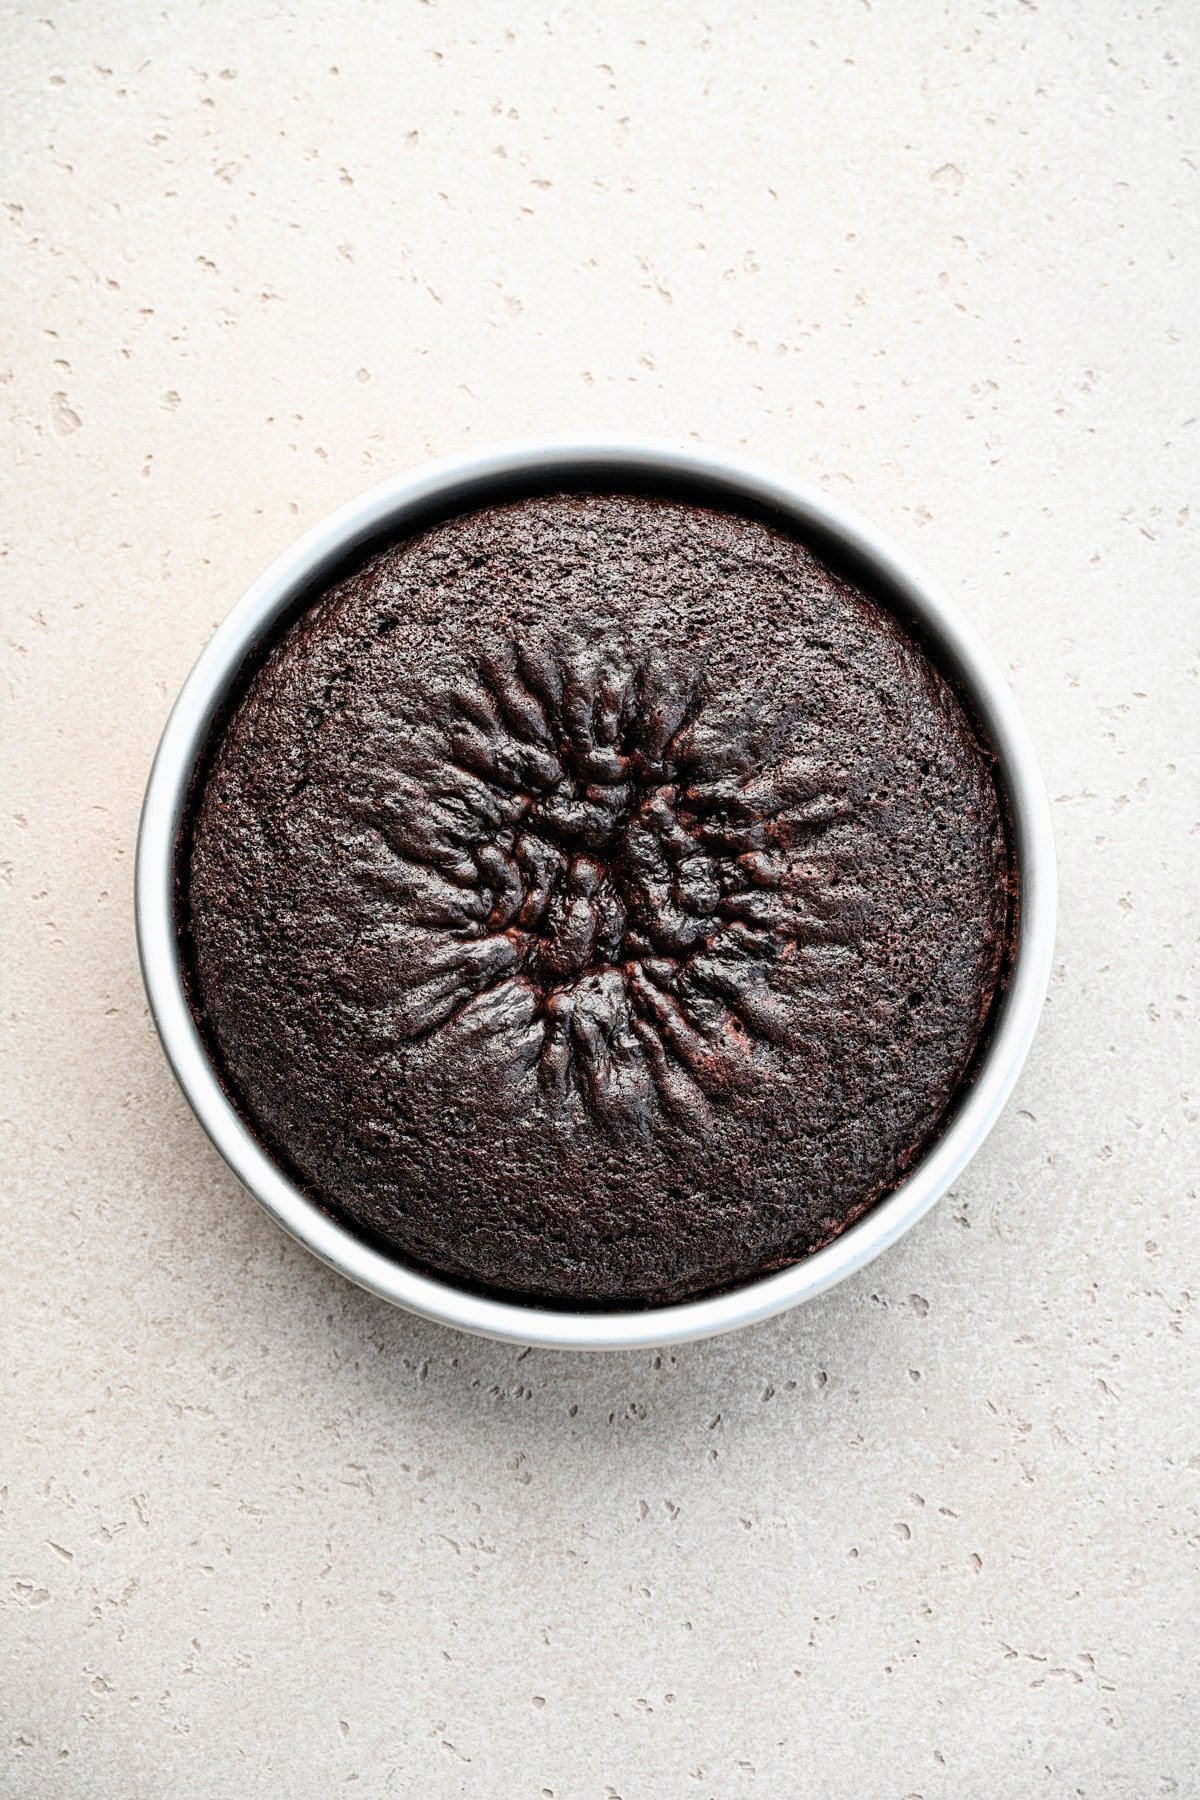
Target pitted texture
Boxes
[186,494,1011,1307]
[363,644,859,1130]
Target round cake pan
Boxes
[136,435,1056,1350]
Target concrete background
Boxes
[2,2,1197,1795]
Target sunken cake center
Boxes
[362,640,859,1123]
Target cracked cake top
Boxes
[184,491,1011,1307]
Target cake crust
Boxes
[185,493,1011,1307]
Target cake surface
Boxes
[185,492,1011,1307]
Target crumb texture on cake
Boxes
[185,493,1011,1307]
[353,641,860,1130]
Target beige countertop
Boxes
[3,3,1197,1794]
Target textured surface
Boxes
[187,494,1008,1305]
[2,0,1198,1793]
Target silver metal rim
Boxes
[135,434,1056,1350]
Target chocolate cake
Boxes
[184,493,1011,1307]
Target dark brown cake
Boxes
[185,492,1011,1307]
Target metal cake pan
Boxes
[136,434,1056,1349]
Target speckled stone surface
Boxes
[2,2,1197,1795]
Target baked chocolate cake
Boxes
[184,493,1011,1307]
